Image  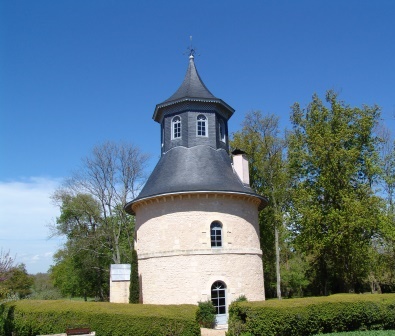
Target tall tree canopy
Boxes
[288,91,383,294]
[50,141,149,299]
[231,111,291,298]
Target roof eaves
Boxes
[153,97,235,122]
[124,190,268,215]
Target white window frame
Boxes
[219,119,226,142]
[211,281,227,315]
[197,114,208,137]
[210,221,223,248]
[172,116,181,140]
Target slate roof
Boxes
[124,146,267,214]
[153,56,234,122]
[163,55,216,102]
[124,56,267,215]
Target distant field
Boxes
[316,331,395,336]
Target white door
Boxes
[211,281,227,325]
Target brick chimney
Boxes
[232,149,250,186]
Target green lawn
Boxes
[316,331,395,336]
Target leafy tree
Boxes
[367,129,395,293]
[50,194,111,300]
[56,141,149,264]
[28,273,61,300]
[0,249,14,281]
[231,111,291,298]
[50,141,148,300]
[50,248,84,298]
[287,91,382,294]
[0,249,16,299]
[381,135,395,212]
[1,264,33,298]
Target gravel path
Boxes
[200,327,227,336]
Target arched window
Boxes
[211,281,226,315]
[172,116,181,139]
[210,221,222,247]
[197,114,207,136]
[219,119,225,142]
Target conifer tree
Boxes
[129,249,139,303]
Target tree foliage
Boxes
[231,111,292,298]
[28,273,62,300]
[50,141,148,300]
[1,264,33,299]
[0,249,15,281]
[287,91,382,294]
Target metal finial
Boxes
[186,35,197,57]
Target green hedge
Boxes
[0,300,200,336]
[228,294,395,336]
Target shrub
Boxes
[196,300,216,328]
[27,289,62,300]
[0,300,200,336]
[228,294,395,336]
[234,294,247,302]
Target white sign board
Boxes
[110,264,131,282]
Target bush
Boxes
[196,300,216,328]
[318,332,395,336]
[234,294,247,302]
[27,289,62,300]
[0,300,200,336]
[228,294,395,336]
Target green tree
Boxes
[231,111,291,298]
[0,249,15,299]
[29,272,61,300]
[50,141,148,300]
[1,264,33,298]
[367,129,395,293]
[62,141,148,264]
[288,91,382,294]
[50,194,111,300]
[129,249,139,303]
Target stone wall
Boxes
[109,280,130,303]
[139,253,264,305]
[133,193,265,309]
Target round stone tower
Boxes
[125,53,267,324]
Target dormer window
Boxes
[172,116,181,139]
[197,115,207,137]
[219,120,225,142]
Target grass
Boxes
[315,331,395,336]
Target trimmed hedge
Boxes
[228,294,395,336]
[318,332,395,336]
[0,300,200,336]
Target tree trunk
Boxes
[275,226,282,299]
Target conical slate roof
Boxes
[163,55,216,103]
[153,56,234,122]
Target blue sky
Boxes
[1,0,394,274]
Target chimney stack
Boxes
[232,149,250,186]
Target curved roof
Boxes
[125,146,267,214]
[153,56,234,123]
[163,55,216,103]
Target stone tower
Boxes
[125,53,266,324]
